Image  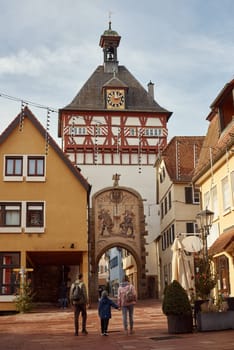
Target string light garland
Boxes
[94,124,99,165]
[19,101,26,132]
[45,108,51,155]
[0,91,57,113]
[116,127,121,154]
[138,127,143,174]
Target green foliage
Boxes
[162,280,192,316]
[195,258,217,299]
[14,281,34,313]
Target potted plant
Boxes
[196,296,234,331]
[162,280,193,334]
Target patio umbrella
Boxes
[171,236,195,296]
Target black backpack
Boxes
[72,283,84,302]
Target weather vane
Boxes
[108,10,113,29]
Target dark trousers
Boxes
[101,318,109,334]
[74,304,87,333]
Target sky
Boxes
[0,0,233,145]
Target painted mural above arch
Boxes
[89,174,148,300]
[94,186,144,256]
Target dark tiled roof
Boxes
[193,115,234,180]
[209,227,234,256]
[210,78,234,110]
[162,136,205,182]
[60,65,172,115]
[193,79,234,181]
[0,107,91,193]
[103,76,128,88]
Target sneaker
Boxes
[104,333,109,336]
[101,333,105,336]
[82,330,88,335]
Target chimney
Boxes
[147,81,154,100]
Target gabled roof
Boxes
[193,79,234,181]
[103,76,128,89]
[209,78,234,111]
[0,107,91,194]
[59,65,172,114]
[192,114,234,180]
[161,136,205,182]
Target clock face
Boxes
[107,90,125,109]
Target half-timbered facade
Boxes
[58,22,172,299]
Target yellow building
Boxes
[0,107,91,311]
[193,78,234,297]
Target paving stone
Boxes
[1,299,234,350]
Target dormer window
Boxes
[218,90,233,132]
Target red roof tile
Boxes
[162,136,204,182]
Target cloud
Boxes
[0,44,96,76]
[0,0,233,143]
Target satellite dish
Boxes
[182,235,203,253]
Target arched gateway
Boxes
[89,174,148,301]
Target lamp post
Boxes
[196,208,214,261]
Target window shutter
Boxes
[185,187,193,203]
[186,222,194,233]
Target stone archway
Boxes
[89,175,148,301]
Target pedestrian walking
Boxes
[98,285,103,299]
[98,290,119,336]
[70,273,88,336]
[117,275,137,335]
[58,281,68,309]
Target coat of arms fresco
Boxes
[97,191,137,239]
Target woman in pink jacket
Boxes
[117,275,137,334]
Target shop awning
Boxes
[209,227,234,256]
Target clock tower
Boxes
[58,22,171,166]
[58,23,172,300]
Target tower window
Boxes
[106,46,114,61]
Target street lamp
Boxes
[196,208,214,260]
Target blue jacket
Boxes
[98,296,118,319]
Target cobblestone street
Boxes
[1,299,234,350]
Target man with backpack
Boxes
[70,273,88,336]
